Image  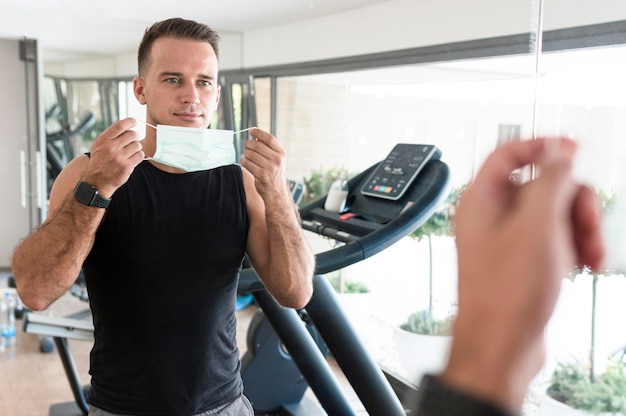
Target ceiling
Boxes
[0,0,394,62]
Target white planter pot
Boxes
[391,327,452,384]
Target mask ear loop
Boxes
[137,119,158,130]
[137,120,158,160]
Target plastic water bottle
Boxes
[1,290,16,348]
[324,171,349,213]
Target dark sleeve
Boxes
[411,374,517,416]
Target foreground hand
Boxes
[441,138,605,412]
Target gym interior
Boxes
[2,1,626,415]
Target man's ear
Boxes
[133,77,147,105]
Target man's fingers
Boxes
[476,138,576,189]
[573,185,605,271]
[246,127,269,143]
[474,139,547,190]
[246,127,284,153]
[459,139,548,224]
[530,139,578,214]
[101,118,137,141]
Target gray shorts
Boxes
[88,394,254,416]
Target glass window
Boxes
[254,40,626,413]
[269,54,541,384]
[532,44,626,414]
[43,77,118,196]
[254,77,272,132]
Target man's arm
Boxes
[11,156,105,310]
[412,138,605,415]
[11,118,144,311]
[240,128,315,309]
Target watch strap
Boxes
[89,193,111,209]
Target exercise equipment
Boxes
[7,275,54,353]
[239,143,450,415]
[24,143,450,416]
[45,103,96,193]
[23,278,92,416]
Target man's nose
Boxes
[181,84,200,105]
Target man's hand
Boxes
[440,138,605,412]
[239,127,314,309]
[83,117,145,197]
[240,127,288,197]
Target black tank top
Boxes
[84,161,249,415]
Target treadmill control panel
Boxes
[360,144,441,200]
[288,179,304,205]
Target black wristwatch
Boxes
[73,181,111,209]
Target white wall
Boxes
[0,38,43,268]
[241,0,532,68]
[241,0,626,68]
[42,0,626,78]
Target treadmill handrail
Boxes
[238,159,450,292]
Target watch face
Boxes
[74,181,111,208]
[74,182,95,205]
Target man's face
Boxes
[134,37,220,129]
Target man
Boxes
[413,138,605,415]
[12,18,314,416]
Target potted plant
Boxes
[542,360,626,415]
[400,309,453,336]
[392,308,454,383]
[409,183,467,315]
[299,166,351,208]
[326,271,372,331]
[541,265,626,416]
[327,272,370,295]
[382,184,465,384]
[541,190,626,415]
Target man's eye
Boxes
[166,78,180,84]
[199,80,212,87]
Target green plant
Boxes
[300,166,353,208]
[566,189,619,383]
[409,183,467,241]
[409,183,468,315]
[547,360,626,414]
[400,309,453,336]
[327,273,369,294]
[547,189,626,414]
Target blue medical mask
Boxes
[147,124,236,172]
